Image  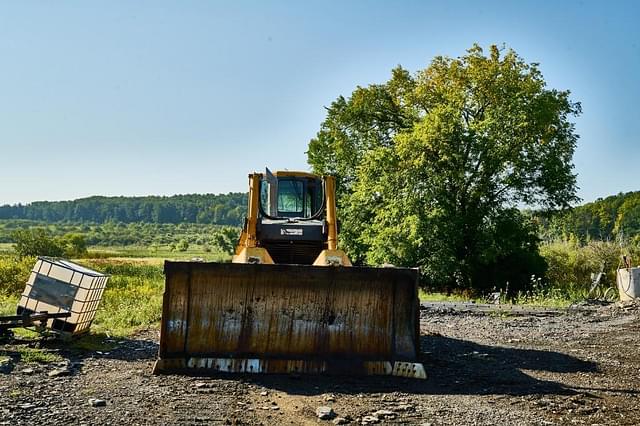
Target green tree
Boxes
[59,233,88,257]
[212,227,240,254]
[307,44,581,293]
[177,239,189,252]
[11,228,65,258]
[540,191,640,243]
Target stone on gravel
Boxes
[332,417,349,425]
[361,415,379,424]
[20,368,35,375]
[260,391,268,396]
[394,403,414,412]
[316,406,336,420]
[576,406,598,415]
[88,398,107,407]
[0,362,11,375]
[19,403,36,410]
[372,409,395,419]
[48,367,71,377]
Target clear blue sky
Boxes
[1,1,638,205]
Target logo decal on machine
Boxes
[281,228,303,236]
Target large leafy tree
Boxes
[308,44,581,292]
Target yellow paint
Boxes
[324,176,338,251]
[270,170,318,179]
[234,173,262,256]
[313,249,352,267]
[232,246,274,264]
[233,170,352,266]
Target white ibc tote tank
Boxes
[616,267,640,301]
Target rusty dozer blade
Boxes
[153,261,425,378]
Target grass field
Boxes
[86,245,230,262]
[0,236,235,339]
[0,238,236,332]
[83,259,166,336]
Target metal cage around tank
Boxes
[17,257,109,336]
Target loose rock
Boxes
[88,398,107,407]
[316,406,336,420]
[48,367,71,377]
[19,403,36,410]
[394,403,414,412]
[372,409,395,419]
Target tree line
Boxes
[0,193,247,225]
[537,190,640,243]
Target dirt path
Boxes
[1,303,639,425]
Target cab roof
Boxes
[262,170,320,179]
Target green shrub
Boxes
[0,293,19,315]
[540,239,628,297]
[59,233,88,257]
[12,228,64,258]
[177,239,189,252]
[212,227,239,254]
[10,228,88,259]
[0,255,34,296]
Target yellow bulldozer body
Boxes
[154,170,424,378]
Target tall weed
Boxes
[89,261,165,336]
[0,255,34,296]
[539,239,638,299]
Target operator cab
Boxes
[256,169,326,264]
[259,171,323,219]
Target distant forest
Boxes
[1,190,638,243]
[0,193,247,225]
[539,190,640,242]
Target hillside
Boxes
[0,193,247,225]
[541,190,640,241]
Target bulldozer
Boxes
[153,169,425,378]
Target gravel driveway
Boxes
[1,302,639,425]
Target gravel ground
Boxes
[1,301,639,425]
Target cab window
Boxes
[277,179,304,214]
